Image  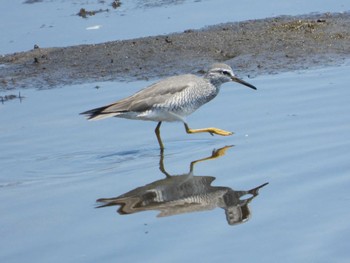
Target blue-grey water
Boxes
[1,62,350,263]
[1,0,350,54]
[1,1,350,263]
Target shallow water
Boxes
[1,62,350,262]
[1,0,350,54]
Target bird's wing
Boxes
[80,74,202,120]
[99,74,198,113]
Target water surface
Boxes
[1,62,350,262]
[1,0,350,54]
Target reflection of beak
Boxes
[231,76,257,90]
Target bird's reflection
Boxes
[97,146,268,226]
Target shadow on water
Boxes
[96,146,268,226]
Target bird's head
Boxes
[206,63,257,90]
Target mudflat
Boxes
[1,12,349,90]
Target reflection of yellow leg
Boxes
[184,123,233,136]
[155,122,165,150]
[159,145,233,176]
[190,145,233,171]
[210,145,233,158]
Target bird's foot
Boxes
[206,128,233,136]
[185,125,233,136]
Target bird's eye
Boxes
[222,70,231,76]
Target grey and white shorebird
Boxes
[81,63,256,149]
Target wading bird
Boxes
[81,63,256,149]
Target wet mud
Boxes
[0,12,349,90]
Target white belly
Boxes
[115,109,187,122]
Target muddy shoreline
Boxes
[1,12,349,90]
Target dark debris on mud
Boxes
[0,12,349,90]
[0,92,25,104]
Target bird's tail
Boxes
[80,106,119,121]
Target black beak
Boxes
[231,76,257,90]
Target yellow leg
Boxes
[155,122,165,150]
[184,123,233,136]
